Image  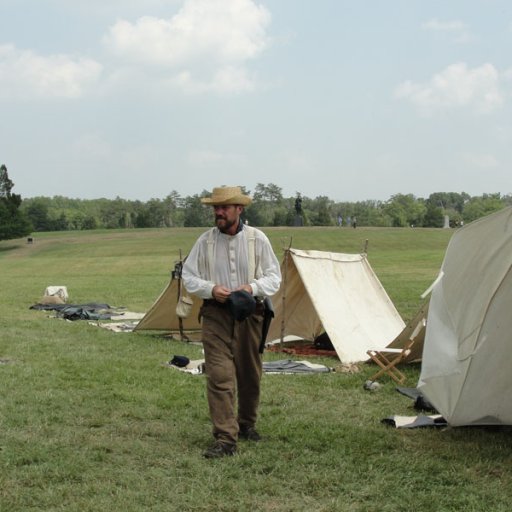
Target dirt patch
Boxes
[0,237,54,259]
[266,342,338,358]
[266,343,361,373]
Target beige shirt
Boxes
[182,225,281,299]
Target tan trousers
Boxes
[201,302,263,445]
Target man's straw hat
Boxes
[201,186,252,206]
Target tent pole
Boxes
[177,249,185,341]
[280,244,291,349]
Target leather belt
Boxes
[203,296,264,305]
[203,299,226,307]
[203,298,265,315]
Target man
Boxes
[182,186,281,458]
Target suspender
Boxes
[246,225,256,280]
[207,228,215,279]
[207,225,257,281]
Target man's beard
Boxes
[216,216,237,233]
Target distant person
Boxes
[182,186,281,459]
[337,215,343,227]
[352,216,357,229]
[346,216,351,227]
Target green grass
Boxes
[2,227,512,511]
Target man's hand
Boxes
[212,285,232,303]
[234,284,253,295]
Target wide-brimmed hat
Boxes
[201,186,252,206]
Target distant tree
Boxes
[246,183,284,226]
[444,208,462,227]
[252,183,283,203]
[0,164,32,240]
[52,212,69,231]
[81,215,98,230]
[163,190,182,227]
[462,193,505,223]
[383,194,426,227]
[271,206,289,226]
[381,197,407,227]
[351,200,387,227]
[100,196,134,228]
[145,198,169,227]
[309,196,333,226]
[427,192,470,214]
[134,208,151,228]
[282,197,298,226]
[423,203,445,228]
[70,211,86,230]
[25,198,53,231]
[183,193,212,227]
[16,186,512,232]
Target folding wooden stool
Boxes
[366,339,415,384]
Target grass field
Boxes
[1,226,512,511]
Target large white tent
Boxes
[266,249,405,363]
[418,207,512,426]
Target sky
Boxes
[1,0,511,202]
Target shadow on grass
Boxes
[0,244,23,253]
[444,424,512,442]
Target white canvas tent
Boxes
[266,249,406,363]
[134,274,202,336]
[418,207,512,426]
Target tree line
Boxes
[20,185,512,232]
[1,164,511,241]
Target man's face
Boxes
[213,204,242,234]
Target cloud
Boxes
[395,62,504,115]
[103,0,271,93]
[0,44,102,100]
[169,65,257,94]
[422,18,471,44]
